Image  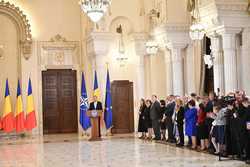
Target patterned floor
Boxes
[0,134,248,167]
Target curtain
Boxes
[194,40,205,95]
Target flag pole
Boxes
[80,67,91,138]
[81,65,87,137]
[105,62,113,136]
[105,62,109,136]
[81,64,90,137]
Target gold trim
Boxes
[50,34,67,42]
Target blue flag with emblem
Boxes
[80,72,91,130]
[104,69,113,129]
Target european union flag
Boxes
[104,69,112,129]
[80,72,91,130]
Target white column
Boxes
[164,50,173,95]
[95,56,108,101]
[133,33,147,100]
[136,56,145,99]
[210,35,225,95]
[185,43,196,95]
[158,25,190,96]
[170,46,184,96]
[221,31,238,93]
[132,33,147,133]
[87,32,112,101]
[241,27,250,95]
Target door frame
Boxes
[37,38,80,136]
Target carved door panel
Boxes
[111,80,134,133]
[59,70,78,133]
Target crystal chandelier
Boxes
[146,40,159,55]
[190,23,205,40]
[79,0,111,23]
[189,0,205,40]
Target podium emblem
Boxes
[91,110,98,117]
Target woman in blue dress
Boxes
[185,99,198,149]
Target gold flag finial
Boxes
[106,62,109,69]
[81,64,84,71]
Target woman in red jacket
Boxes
[197,102,209,151]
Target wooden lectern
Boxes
[86,110,103,141]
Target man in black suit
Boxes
[89,95,103,137]
[165,95,176,143]
[150,95,161,140]
[89,95,103,111]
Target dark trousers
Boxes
[225,125,232,155]
[98,118,101,137]
[188,136,192,145]
[152,119,161,139]
[230,128,242,156]
[246,133,250,160]
[205,118,214,150]
[166,118,175,140]
[177,124,184,145]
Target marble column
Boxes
[210,35,225,95]
[87,32,112,101]
[241,27,250,95]
[170,45,185,96]
[185,43,196,95]
[164,50,173,95]
[136,56,145,99]
[220,31,238,93]
[157,24,190,96]
[94,56,108,100]
[133,33,147,100]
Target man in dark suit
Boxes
[165,95,176,143]
[89,95,103,137]
[242,99,250,164]
[89,95,103,111]
[150,95,161,140]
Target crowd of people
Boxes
[137,91,250,164]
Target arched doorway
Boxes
[0,1,33,136]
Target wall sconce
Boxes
[149,8,160,19]
[0,45,4,60]
[146,40,159,55]
[116,25,128,67]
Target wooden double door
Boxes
[42,69,78,134]
[111,80,134,134]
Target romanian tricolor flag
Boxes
[15,80,25,133]
[25,78,37,131]
[2,79,15,133]
[93,70,100,99]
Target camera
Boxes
[223,96,236,105]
